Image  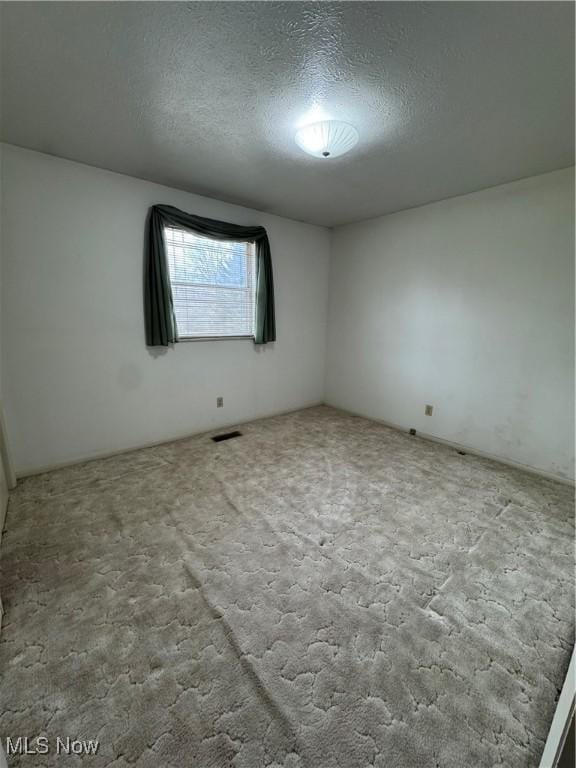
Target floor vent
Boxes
[212,430,242,443]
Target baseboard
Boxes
[16,402,325,479]
[329,404,575,487]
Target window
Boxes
[164,227,256,339]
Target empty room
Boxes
[0,2,574,767]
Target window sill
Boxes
[178,335,254,343]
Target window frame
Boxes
[163,227,257,342]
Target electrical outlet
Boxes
[425,404,433,416]
[216,397,224,408]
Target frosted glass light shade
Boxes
[295,120,359,159]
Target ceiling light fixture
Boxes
[295,120,359,159]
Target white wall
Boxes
[2,146,572,481]
[1,145,331,474]
[326,168,575,481]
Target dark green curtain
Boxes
[144,204,276,347]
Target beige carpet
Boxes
[0,406,573,767]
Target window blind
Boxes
[164,227,256,339]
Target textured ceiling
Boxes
[1,2,574,227]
